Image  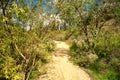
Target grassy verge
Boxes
[87,68,120,80]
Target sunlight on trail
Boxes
[37,41,91,80]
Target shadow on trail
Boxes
[38,41,91,80]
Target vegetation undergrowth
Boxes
[70,33,120,80]
[0,1,55,80]
[0,0,120,80]
[62,1,120,80]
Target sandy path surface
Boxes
[37,41,91,80]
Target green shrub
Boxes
[70,32,120,80]
[90,33,120,80]
[0,25,54,80]
[90,69,120,80]
[29,71,38,79]
[70,42,98,67]
[94,33,120,64]
[0,56,23,80]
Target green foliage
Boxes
[90,68,120,80]
[0,1,54,80]
[0,25,54,80]
[114,3,120,24]
[94,33,120,59]
[89,62,104,72]
[57,0,120,80]
[29,70,38,79]
[0,0,120,80]
[0,56,23,80]
[70,33,120,80]
[50,30,66,41]
[70,42,98,67]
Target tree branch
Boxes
[14,43,27,62]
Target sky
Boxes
[33,0,101,7]
[85,0,101,10]
[31,0,52,13]
[41,0,54,13]
[34,0,37,2]
[14,0,101,28]
[33,0,51,7]
[32,0,101,12]
[41,0,101,12]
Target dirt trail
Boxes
[38,41,91,80]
